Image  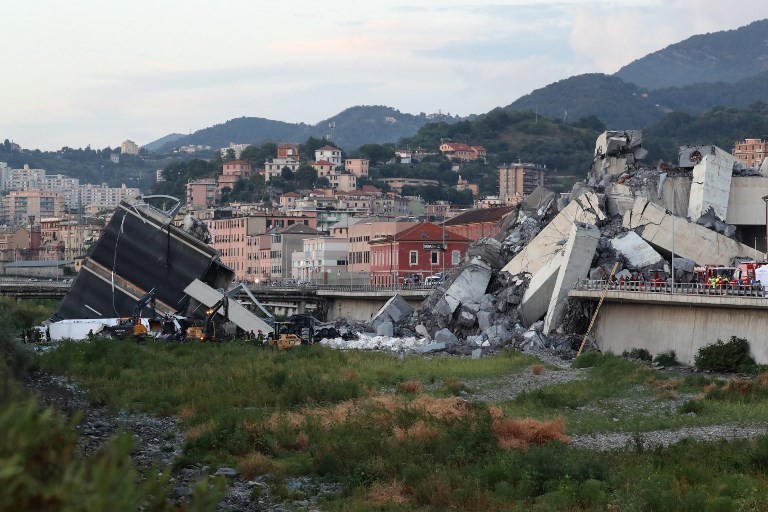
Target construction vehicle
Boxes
[187,296,229,341]
[267,321,303,350]
[108,288,157,338]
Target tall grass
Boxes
[38,342,768,510]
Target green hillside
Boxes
[643,102,768,163]
[505,74,666,129]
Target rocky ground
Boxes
[23,350,768,511]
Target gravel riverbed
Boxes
[22,348,768,510]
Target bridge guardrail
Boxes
[575,279,767,298]
[249,283,437,293]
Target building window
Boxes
[431,251,439,264]
[409,251,418,265]
[452,250,461,265]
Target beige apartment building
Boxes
[498,162,548,203]
[344,158,369,177]
[7,190,66,226]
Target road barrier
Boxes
[575,279,767,298]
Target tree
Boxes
[281,167,295,181]
[300,136,334,159]
[223,148,237,161]
[295,164,318,189]
[240,143,277,166]
[357,143,395,165]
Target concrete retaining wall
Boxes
[594,302,768,365]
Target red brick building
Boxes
[368,222,471,286]
[442,206,516,241]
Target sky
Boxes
[2,0,767,151]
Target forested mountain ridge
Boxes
[615,19,768,89]
[152,106,462,154]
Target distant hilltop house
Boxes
[439,142,486,162]
[120,140,139,155]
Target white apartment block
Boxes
[80,184,140,208]
[315,146,342,166]
[2,165,46,191]
[264,158,302,182]
[220,143,250,159]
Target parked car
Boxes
[425,274,445,286]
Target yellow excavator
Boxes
[108,289,157,338]
[187,296,229,341]
[267,321,303,350]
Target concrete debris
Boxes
[503,191,605,278]
[397,129,768,361]
[415,324,430,340]
[592,130,646,176]
[624,198,753,265]
[375,320,394,337]
[371,294,415,329]
[434,328,459,348]
[609,231,663,269]
[442,257,493,314]
[466,237,507,270]
[543,223,601,333]
[685,145,737,222]
[413,342,448,354]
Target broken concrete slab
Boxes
[471,348,482,359]
[503,191,605,278]
[519,249,563,327]
[520,187,557,218]
[605,182,635,217]
[413,342,447,354]
[184,279,273,334]
[484,324,514,346]
[376,320,394,337]
[466,237,506,270]
[686,145,737,222]
[457,310,476,327]
[372,294,414,328]
[610,231,663,269]
[434,328,459,347]
[477,311,493,331]
[543,224,601,334]
[443,257,493,314]
[624,197,753,265]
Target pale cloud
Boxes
[570,0,768,73]
[1,0,766,150]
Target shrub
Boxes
[653,350,679,367]
[695,337,756,374]
[397,380,423,395]
[679,399,705,415]
[530,364,545,376]
[622,348,652,362]
[0,397,219,511]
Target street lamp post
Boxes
[763,195,768,260]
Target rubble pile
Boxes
[394,130,763,359]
